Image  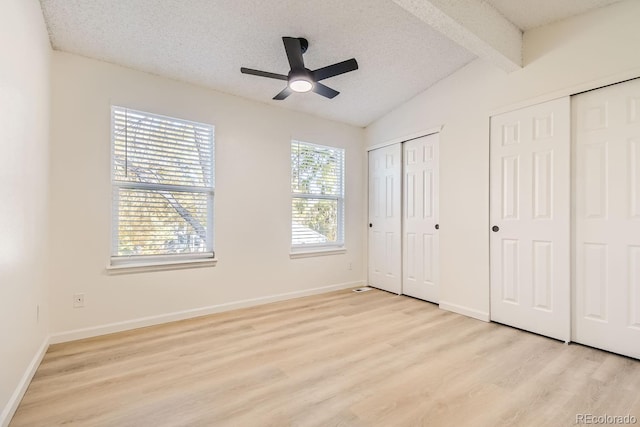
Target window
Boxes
[291,140,345,251]
[111,106,214,267]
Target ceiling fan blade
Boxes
[312,58,358,81]
[241,67,288,81]
[312,82,339,99]
[273,87,293,100]
[283,37,305,70]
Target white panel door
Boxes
[403,134,439,302]
[490,97,570,341]
[573,78,640,359]
[368,144,402,294]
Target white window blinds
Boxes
[111,107,214,262]
[291,140,345,248]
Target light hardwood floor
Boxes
[10,289,640,427]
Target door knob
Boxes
[435,224,439,230]
[492,225,499,232]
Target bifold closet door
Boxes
[403,134,439,302]
[573,78,640,359]
[368,144,402,294]
[490,97,570,341]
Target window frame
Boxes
[290,140,346,255]
[108,106,215,271]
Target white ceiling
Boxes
[486,0,624,31]
[39,0,625,127]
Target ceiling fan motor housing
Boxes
[288,68,314,92]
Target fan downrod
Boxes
[298,38,309,54]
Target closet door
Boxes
[403,134,439,302]
[573,78,640,359]
[368,144,402,294]
[490,97,570,341]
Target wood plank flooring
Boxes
[10,289,640,426]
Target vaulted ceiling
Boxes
[39,0,624,127]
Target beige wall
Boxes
[48,52,366,338]
[0,0,51,423]
[365,0,640,319]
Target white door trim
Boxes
[366,126,444,152]
[490,73,640,118]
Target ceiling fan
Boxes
[240,37,358,100]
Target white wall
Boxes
[0,0,51,423]
[366,0,640,319]
[48,52,366,338]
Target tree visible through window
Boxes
[291,140,344,248]
[111,107,214,264]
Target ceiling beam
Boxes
[392,0,522,72]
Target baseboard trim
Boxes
[1,335,50,427]
[439,301,490,322]
[50,281,362,344]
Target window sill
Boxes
[106,257,217,274]
[289,247,346,259]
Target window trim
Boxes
[290,140,345,254]
[106,253,217,274]
[289,247,347,259]
[109,106,215,270]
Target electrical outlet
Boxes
[348,262,353,270]
[73,293,85,308]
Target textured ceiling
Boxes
[486,0,624,31]
[39,0,474,127]
[39,0,626,127]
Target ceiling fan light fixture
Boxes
[289,77,313,93]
